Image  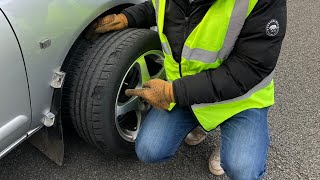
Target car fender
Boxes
[0,0,145,130]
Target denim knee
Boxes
[221,158,266,180]
[135,139,173,163]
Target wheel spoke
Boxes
[124,129,138,141]
[135,56,151,85]
[119,111,141,141]
[152,67,166,80]
[116,96,140,116]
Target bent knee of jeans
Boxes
[221,159,266,180]
[135,141,173,163]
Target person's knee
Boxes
[135,143,160,163]
[135,138,172,163]
[221,157,266,180]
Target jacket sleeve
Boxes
[121,1,156,28]
[173,0,287,106]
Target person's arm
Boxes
[121,1,156,28]
[173,0,287,106]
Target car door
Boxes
[0,10,32,157]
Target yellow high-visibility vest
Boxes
[152,0,274,131]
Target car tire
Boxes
[61,28,164,154]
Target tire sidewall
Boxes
[99,29,162,153]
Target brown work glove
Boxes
[85,13,128,42]
[95,13,128,33]
[125,79,175,109]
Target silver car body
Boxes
[0,0,144,158]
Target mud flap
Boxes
[28,89,64,166]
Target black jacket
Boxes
[122,0,287,106]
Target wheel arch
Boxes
[61,2,135,70]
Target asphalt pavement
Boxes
[0,0,319,179]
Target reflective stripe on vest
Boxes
[181,0,251,63]
[161,42,172,55]
[192,70,275,109]
[152,0,274,131]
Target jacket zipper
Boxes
[176,4,203,77]
[184,17,189,45]
[171,1,214,121]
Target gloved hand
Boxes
[125,79,175,109]
[85,13,128,42]
[95,13,128,33]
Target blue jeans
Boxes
[135,107,270,180]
